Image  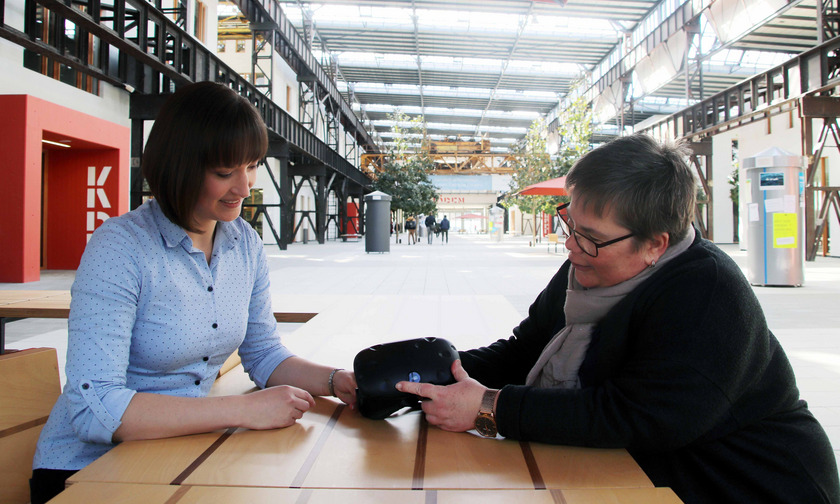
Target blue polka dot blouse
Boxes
[33,199,293,470]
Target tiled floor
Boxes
[3,231,839,470]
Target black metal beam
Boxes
[640,36,840,140]
[228,0,378,153]
[6,0,371,192]
[0,23,123,87]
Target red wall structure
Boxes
[345,202,360,234]
[0,95,130,282]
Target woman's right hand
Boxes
[239,385,316,430]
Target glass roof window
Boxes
[340,82,558,102]
[362,104,540,121]
[316,51,581,78]
[374,120,526,135]
[285,4,621,41]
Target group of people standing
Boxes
[402,214,449,244]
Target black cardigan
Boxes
[461,234,840,503]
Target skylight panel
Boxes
[374,120,527,137]
[341,82,557,102]
[360,104,540,121]
[285,3,619,40]
[330,51,579,78]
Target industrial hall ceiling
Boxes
[237,0,823,154]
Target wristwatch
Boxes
[474,388,499,437]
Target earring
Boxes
[648,259,656,269]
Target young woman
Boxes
[30,81,356,503]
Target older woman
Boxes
[398,134,839,503]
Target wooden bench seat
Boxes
[0,348,61,504]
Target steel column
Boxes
[275,142,292,250]
[130,117,146,210]
[800,95,840,259]
[689,139,713,240]
[315,174,326,244]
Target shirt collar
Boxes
[212,217,242,255]
[150,199,243,253]
[150,199,190,249]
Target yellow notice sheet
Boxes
[773,213,797,248]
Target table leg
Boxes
[0,318,23,355]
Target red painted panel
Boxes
[45,150,121,269]
[0,94,130,282]
[346,202,359,234]
[542,211,552,237]
[0,96,32,282]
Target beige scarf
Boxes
[526,227,695,388]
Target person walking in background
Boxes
[425,214,436,244]
[439,216,450,244]
[405,216,417,244]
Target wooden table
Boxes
[67,368,679,502]
[0,291,71,355]
[53,481,682,503]
[57,294,681,502]
[0,290,318,354]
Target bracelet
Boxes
[328,368,343,397]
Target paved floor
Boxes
[3,231,839,469]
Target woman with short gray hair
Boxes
[399,133,839,503]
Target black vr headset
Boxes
[354,337,459,420]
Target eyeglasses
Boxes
[555,203,634,258]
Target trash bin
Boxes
[364,191,391,253]
[741,147,806,286]
[489,206,504,242]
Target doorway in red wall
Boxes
[40,133,122,270]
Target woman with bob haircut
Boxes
[399,134,839,503]
[30,81,357,503]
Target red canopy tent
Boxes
[517,176,567,196]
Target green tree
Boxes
[554,79,593,179]
[505,118,554,241]
[729,140,740,242]
[505,81,592,241]
[508,118,555,215]
[371,111,438,220]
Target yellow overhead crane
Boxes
[361,138,517,175]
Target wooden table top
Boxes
[60,293,678,501]
[0,291,72,318]
[70,366,657,493]
[52,481,683,503]
[0,290,316,323]
[0,290,70,305]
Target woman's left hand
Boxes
[396,360,485,432]
[333,369,358,409]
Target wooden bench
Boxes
[0,348,61,504]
